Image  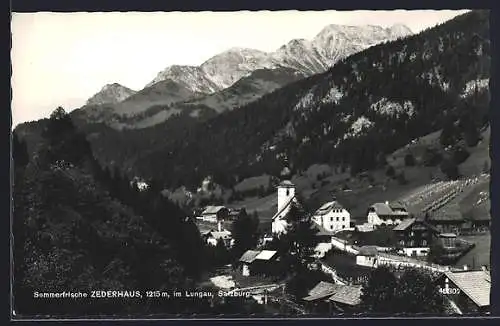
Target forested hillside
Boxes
[12,109,241,316]
[15,10,490,194]
[128,10,490,189]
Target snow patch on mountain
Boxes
[370,98,415,117]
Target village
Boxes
[191,171,491,315]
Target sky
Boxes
[11,9,470,126]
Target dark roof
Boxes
[314,201,346,216]
[427,209,464,222]
[239,250,261,263]
[279,180,295,188]
[358,246,378,256]
[389,202,406,210]
[443,271,490,307]
[393,218,416,231]
[370,202,408,217]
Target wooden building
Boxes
[392,217,440,256]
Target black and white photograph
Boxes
[10,9,492,319]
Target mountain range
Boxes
[15,11,490,195]
[78,23,412,128]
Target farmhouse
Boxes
[238,250,279,277]
[392,217,440,257]
[202,229,233,247]
[425,209,469,234]
[302,281,362,313]
[198,205,230,223]
[271,180,299,234]
[312,200,351,232]
[436,269,490,314]
[367,201,409,226]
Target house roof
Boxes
[208,230,232,240]
[314,201,345,216]
[279,180,295,188]
[358,246,378,256]
[393,218,417,231]
[444,271,490,307]
[427,204,464,221]
[389,202,406,210]
[303,281,338,301]
[439,233,457,238]
[303,281,362,306]
[202,206,227,215]
[328,285,362,306]
[239,250,261,263]
[255,250,277,261]
[370,202,408,217]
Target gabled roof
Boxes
[443,270,490,307]
[202,206,227,215]
[255,250,277,261]
[370,202,408,217]
[328,285,362,306]
[208,230,232,240]
[303,281,362,306]
[393,218,416,231]
[303,281,338,301]
[358,246,378,257]
[314,201,346,216]
[389,202,406,210]
[239,250,261,263]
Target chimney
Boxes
[481,265,488,272]
[385,201,389,205]
[217,220,222,232]
[463,265,468,271]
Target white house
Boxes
[355,246,379,268]
[271,180,298,234]
[203,229,233,247]
[367,201,409,226]
[312,200,351,232]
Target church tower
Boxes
[277,180,295,213]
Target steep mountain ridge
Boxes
[86,83,137,106]
[80,23,412,128]
[146,24,412,92]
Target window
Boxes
[331,217,334,222]
[342,225,345,229]
[422,240,427,246]
[336,217,339,221]
[342,217,345,221]
[286,189,290,196]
